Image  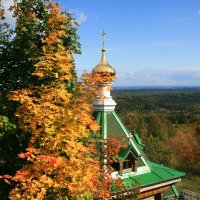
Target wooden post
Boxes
[155,193,163,200]
[119,161,123,175]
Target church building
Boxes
[91,33,186,200]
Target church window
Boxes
[122,153,136,173]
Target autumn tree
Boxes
[0,1,104,199]
[92,135,139,200]
[0,0,80,121]
[0,0,80,198]
[167,126,200,174]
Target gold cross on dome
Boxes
[101,31,106,48]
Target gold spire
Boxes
[92,31,116,76]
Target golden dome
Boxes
[92,48,116,76]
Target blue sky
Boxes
[3,0,200,86]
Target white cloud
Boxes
[77,12,87,24]
[198,10,200,15]
[2,2,88,26]
[115,68,200,86]
[69,9,87,24]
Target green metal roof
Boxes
[123,161,185,188]
[133,133,145,148]
[93,110,186,189]
[118,145,133,159]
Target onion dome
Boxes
[92,31,116,86]
[92,48,116,77]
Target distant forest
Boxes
[112,88,200,192]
